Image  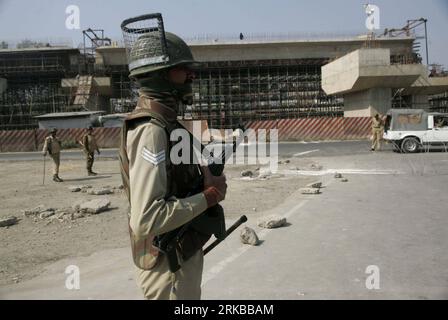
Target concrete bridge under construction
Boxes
[0,30,447,135]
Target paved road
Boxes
[0,149,119,161]
[1,140,446,162]
[0,140,388,161]
[1,142,447,299]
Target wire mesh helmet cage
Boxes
[120,13,170,73]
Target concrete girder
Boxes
[401,76,448,95]
[61,77,112,96]
[321,49,424,95]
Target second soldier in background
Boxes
[371,113,385,151]
[81,126,100,176]
[42,128,63,182]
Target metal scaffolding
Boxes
[429,92,448,113]
[1,26,446,131]
[109,66,138,114]
[0,48,80,129]
[0,82,70,129]
[190,59,343,129]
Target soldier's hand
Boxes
[201,166,227,207]
[43,152,47,157]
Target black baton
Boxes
[203,215,248,255]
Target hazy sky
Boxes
[0,0,447,67]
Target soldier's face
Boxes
[168,66,195,85]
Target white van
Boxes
[383,109,448,153]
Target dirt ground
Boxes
[0,155,318,286]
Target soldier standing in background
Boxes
[81,126,100,176]
[42,128,63,182]
[119,13,227,300]
[371,113,384,151]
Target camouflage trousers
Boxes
[50,153,60,175]
[371,128,383,151]
[86,152,94,172]
[135,249,203,300]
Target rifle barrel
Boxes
[203,215,247,255]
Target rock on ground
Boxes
[240,226,259,245]
[72,200,85,212]
[340,178,349,182]
[0,216,18,227]
[299,187,320,195]
[68,186,82,192]
[258,168,272,179]
[22,205,55,217]
[52,208,78,221]
[87,188,114,195]
[258,215,287,229]
[334,173,343,178]
[80,185,93,193]
[241,170,254,178]
[79,198,111,214]
[22,205,45,217]
[55,207,76,215]
[39,210,55,219]
[72,212,86,220]
[309,163,323,171]
[306,181,322,188]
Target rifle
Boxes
[155,130,245,273]
[203,215,248,255]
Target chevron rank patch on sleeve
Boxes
[141,147,166,166]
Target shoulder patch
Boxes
[141,146,166,166]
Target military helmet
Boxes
[121,13,200,79]
[49,128,57,134]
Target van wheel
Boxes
[401,137,420,153]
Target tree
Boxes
[17,39,46,49]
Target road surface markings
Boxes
[202,199,310,286]
[279,168,404,176]
[293,149,320,157]
[202,175,337,286]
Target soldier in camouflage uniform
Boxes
[81,126,100,176]
[119,13,227,300]
[42,128,63,182]
[371,113,384,151]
